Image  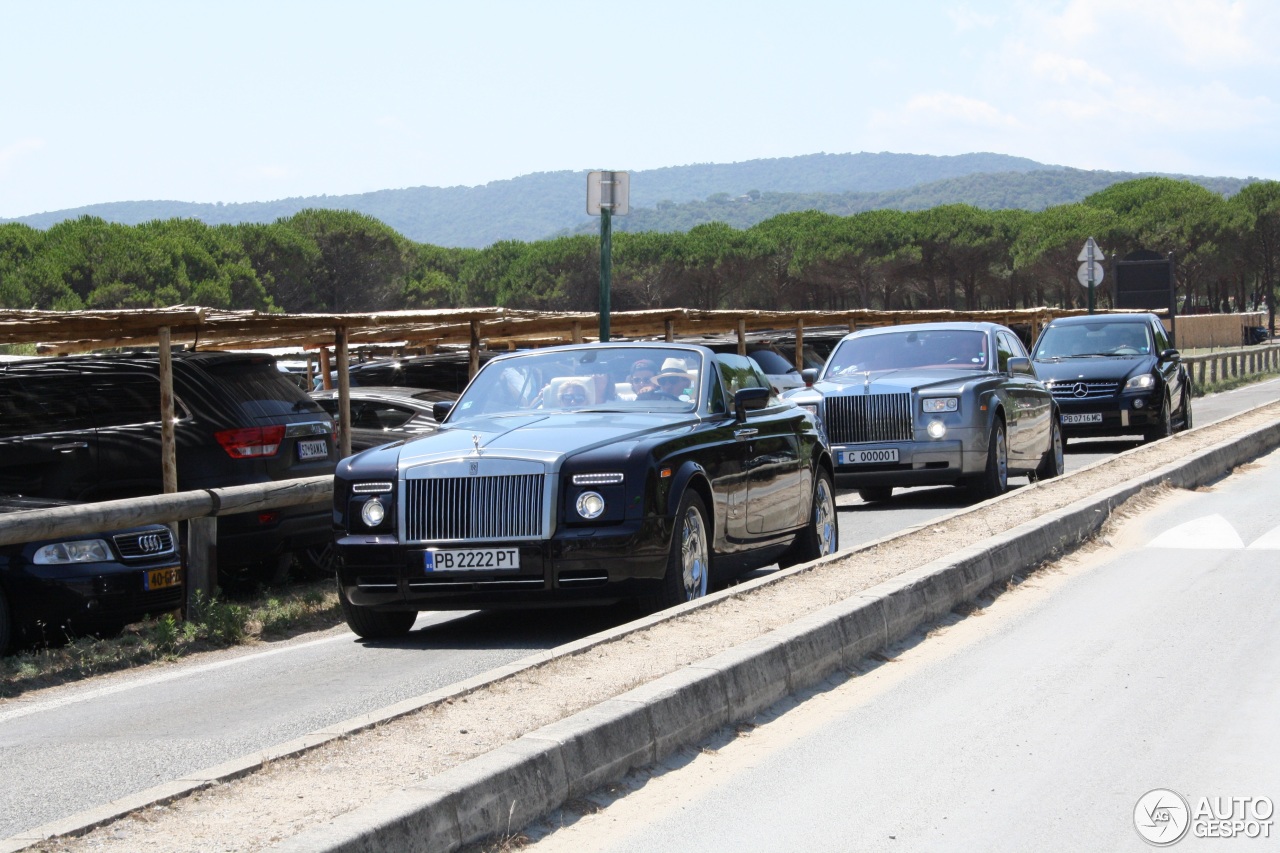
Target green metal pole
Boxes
[599,206,612,342]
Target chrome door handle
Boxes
[734,428,759,440]
[51,442,89,451]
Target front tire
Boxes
[339,584,417,640]
[1034,415,1065,481]
[858,486,893,503]
[780,469,839,568]
[1144,394,1172,443]
[655,490,711,610]
[1178,385,1194,432]
[971,418,1008,500]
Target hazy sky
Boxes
[2,0,1277,218]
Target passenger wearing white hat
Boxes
[639,359,693,402]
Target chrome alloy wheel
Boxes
[994,424,1008,491]
[814,477,837,556]
[680,504,710,601]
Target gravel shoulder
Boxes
[23,401,1280,853]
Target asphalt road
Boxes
[2,378,1278,839]
[523,436,1280,852]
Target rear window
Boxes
[199,361,325,419]
[748,349,799,375]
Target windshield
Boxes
[1033,322,1152,360]
[446,346,704,420]
[824,330,989,376]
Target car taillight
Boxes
[215,425,285,458]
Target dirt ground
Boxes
[25,402,1280,853]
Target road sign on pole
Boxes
[1078,237,1105,314]
[1077,237,1105,263]
[1077,262,1105,287]
[588,171,630,342]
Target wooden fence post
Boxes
[186,516,218,614]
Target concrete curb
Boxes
[268,416,1280,852]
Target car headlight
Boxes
[1125,374,1156,390]
[922,397,959,413]
[360,498,387,527]
[927,419,947,439]
[575,491,606,519]
[34,539,112,565]
[799,403,820,418]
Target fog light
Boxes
[927,419,947,439]
[576,491,606,519]
[361,498,386,527]
[1133,399,1145,409]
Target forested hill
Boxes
[583,167,1254,236]
[1,151,1251,248]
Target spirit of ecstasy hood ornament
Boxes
[472,434,483,455]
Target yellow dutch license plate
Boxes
[145,567,182,591]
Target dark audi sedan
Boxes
[0,496,182,653]
[1030,313,1192,443]
[332,343,837,639]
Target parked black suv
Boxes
[1030,313,1192,443]
[345,350,501,394]
[0,352,336,579]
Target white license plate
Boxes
[297,438,329,460]
[1062,413,1103,425]
[425,548,520,572]
[839,448,899,465]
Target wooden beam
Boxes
[335,327,351,460]
[319,347,332,390]
[469,320,481,378]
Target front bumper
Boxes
[830,430,986,488]
[336,517,673,610]
[7,561,185,641]
[1056,395,1162,438]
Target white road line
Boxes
[1147,514,1245,550]
[0,631,353,725]
[1245,526,1280,550]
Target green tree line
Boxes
[2,178,1278,323]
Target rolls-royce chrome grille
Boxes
[403,474,545,543]
[824,393,913,444]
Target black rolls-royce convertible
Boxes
[332,343,837,639]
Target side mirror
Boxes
[432,400,454,422]
[734,387,771,421]
[1159,348,1181,363]
[1007,356,1033,376]
[801,368,818,387]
